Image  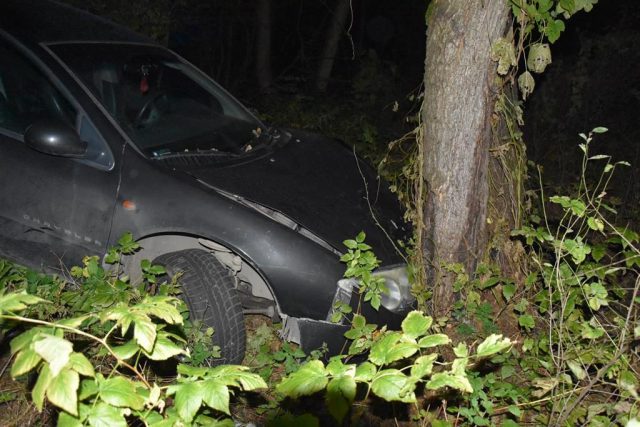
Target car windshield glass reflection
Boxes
[49,43,262,156]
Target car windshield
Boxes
[49,43,263,156]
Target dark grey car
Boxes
[0,0,413,363]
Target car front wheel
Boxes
[153,249,246,364]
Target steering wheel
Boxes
[133,91,167,128]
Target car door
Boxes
[0,39,119,270]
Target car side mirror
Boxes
[24,119,87,158]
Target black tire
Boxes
[153,249,246,364]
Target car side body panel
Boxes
[111,147,345,319]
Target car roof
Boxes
[0,0,153,47]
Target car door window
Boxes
[0,42,76,134]
[0,40,113,169]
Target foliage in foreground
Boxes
[0,237,267,427]
[0,234,514,426]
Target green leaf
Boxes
[58,411,83,427]
[0,291,45,313]
[369,332,418,366]
[569,199,586,216]
[559,0,576,13]
[326,375,356,423]
[99,376,145,410]
[502,283,516,301]
[276,360,328,398]
[592,126,608,134]
[354,362,376,382]
[478,276,501,289]
[177,364,209,378]
[47,368,79,416]
[343,239,358,249]
[549,195,569,207]
[426,372,473,393]
[67,353,95,378]
[401,311,433,339]
[78,379,98,400]
[11,348,42,378]
[566,360,587,380]
[507,405,522,417]
[410,354,437,379]
[137,296,184,325]
[206,365,267,390]
[353,313,367,329]
[583,282,609,310]
[617,370,638,399]
[111,340,139,360]
[518,314,535,330]
[172,381,204,423]
[453,342,468,358]
[326,358,355,377]
[146,383,161,407]
[591,244,606,262]
[32,364,53,411]
[545,19,565,43]
[202,379,230,415]
[451,357,468,376]
[10,328,44,354]
[370,369,416,402]
[86,402,127,427]
[475,334,512,358]
[144,332,187,361]
[418,334,451,348]
[581,321,605,339]
[133,317,156,353]
[34,335,73,377]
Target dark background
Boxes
[64,0,640,217]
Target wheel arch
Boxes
[122,232,280,313]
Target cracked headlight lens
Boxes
[374,265,415,313]
[327,265,414,321]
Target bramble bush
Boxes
[0,235,513,426]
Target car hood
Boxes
[158,130,409,262]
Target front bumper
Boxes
[282,264,414,355]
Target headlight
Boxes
[327,265,414,321]
[374,265,415,313]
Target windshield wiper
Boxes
[150,148,237,160]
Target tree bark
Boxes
[421,0,510,315]
[255,0,273,94]
[315,0,351,92]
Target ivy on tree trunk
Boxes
[421,0,511,315]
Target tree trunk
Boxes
[255,0,273,94]
[315,0,351,92]
[421,0,511,315]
